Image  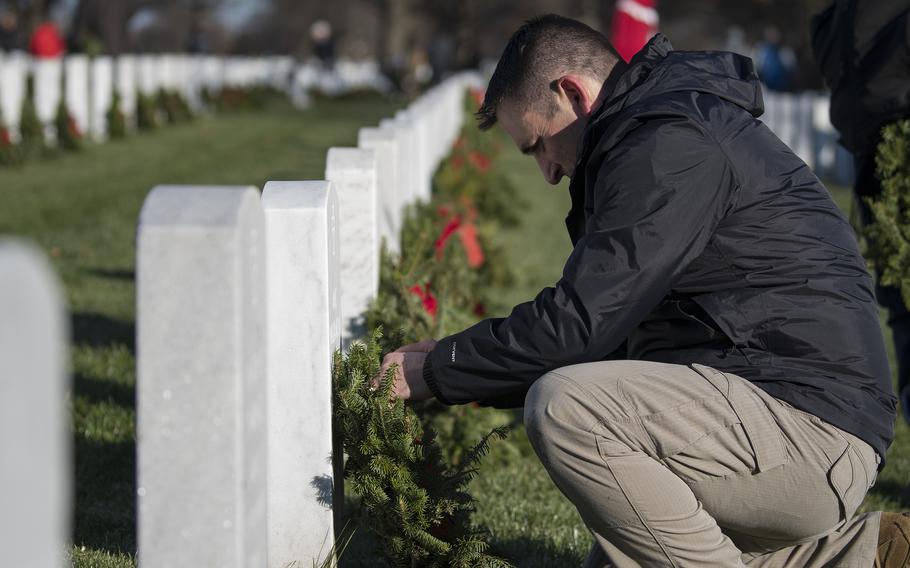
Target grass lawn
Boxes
[1,95,906,567]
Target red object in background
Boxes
[458,222,485,268]
[610,0,659,63]
[408,282,438,318]
[467,151,491,173]
[435,215,462,259]
[29,22,65,59]
[67,114,81,139]
[0,127,10,146]
[473,302,486,317]
[470,89,485,108]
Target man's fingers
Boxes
[396,339,437,353]
[370,357,400,391]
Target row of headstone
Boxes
[136,71,483,567]
[760,89,854,185]
[293,58,392,99]
[0,239,70,568]
[0,53,302,142]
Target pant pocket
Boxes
[828,443,871,522]
[639,392,756,481]
[689,364,789,474]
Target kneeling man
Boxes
[381,14,905,568]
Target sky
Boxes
[215,0,264,30]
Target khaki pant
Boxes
[523,361,882,567]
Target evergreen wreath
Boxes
[333,328,512,568]
[136,92,158,131]
[107,92,128,139]
[54,98,82,151]
[865,119,910,309]
[20,76,45,159]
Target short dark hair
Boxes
[477,14,619,131]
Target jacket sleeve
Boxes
[423,118,739,407]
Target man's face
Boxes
[498,94,588,186]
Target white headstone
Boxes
[160,55,176,91]
[395,110,430,201]
[793,92,814,168]
[33,57,62,136]
[137,185,268,568]
[325,148,378,343]
[115,55,137,125]
[262,181,340,567]
[380,117,416,207]
[0,54,26,135]
[154,55,170,92]
[202,56,224,93]
[90,56,113,141]
[0,239,70,568]
[65,55,90,138]
[137,55,158,96]
[358,127,400,254]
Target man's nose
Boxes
[536,156,561,185]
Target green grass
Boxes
[2,98,906,567]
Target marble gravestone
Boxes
[325,148,378,344]
[793,92,815,169]
[137,55,158,96]
[395,110,431,202]
[65,55,90,138]
[0,240,70,568]
[33,57,62,137]
[137,185,267,568]
[90,56,113,141]
[358,127,401,254]
[202,56,225,94]
[0,54,26,135]
[380,117,416,208]
[115,55,137,125]
[262,181,341,567]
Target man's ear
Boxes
[555,75,595,118]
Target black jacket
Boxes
[812,0,910,160]
[423,35,896,462]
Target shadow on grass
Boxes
[85,268,135,281]
[72,312,135,353]
[489,537,587,567]
[74,373,135,409]
[869,478,910,507]
[73,436,136,555]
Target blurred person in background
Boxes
[610,0,658,62]
[754,26,796,92]
[0,8,20,52]
[812,0,910,432]
[310,19,335,70]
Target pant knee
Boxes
[523,371,564,444]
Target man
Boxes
[811,0,910,429]
[378,15,905,567]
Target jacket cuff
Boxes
[423,352,454,405]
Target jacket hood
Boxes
[565,34,764,242]
[594,34,764,127]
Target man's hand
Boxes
[371,340,437,401]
